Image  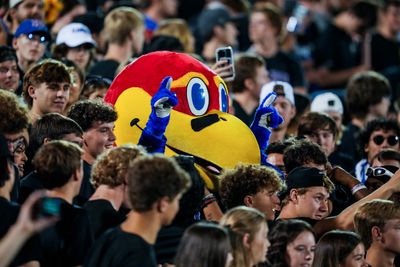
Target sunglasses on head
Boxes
[372,135,399,146]
[366,166,394,178]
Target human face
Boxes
[267,152,285,174]
[365,129,399,161]
[250,187,280,220]
[66,45,91,71]
[341,243,368,267]
[14,0,45,22]
[285,231,315,267]
[326,111,342,133]
[251,66,269,98]
[250,222,270,266]
[68,70,82,105]
[0,60,20,92]
[83,121,115,160]
[29,81,70,116]
[383,5,400,34]
[295,187,330,220]
[223,22,238,47]
[249,12,277,43]
[272,96,295,130]
[88,87,107,100]
[13,33,47,66]
[4,129,29,177]
[304,127,336,156]
[381,218,400,254]
[161,0,178,17]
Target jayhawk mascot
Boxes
[105,51,283,190]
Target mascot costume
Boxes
[105,51,283,190]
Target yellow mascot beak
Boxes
[114,87,260,189]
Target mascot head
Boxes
[105,51,260,189]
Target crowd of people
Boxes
[1,0,400,266]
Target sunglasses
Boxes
[372,135,399,146]
[366,167,394,178]
[25,33,49,44]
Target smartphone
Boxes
[32,197,61,219]
[215,46,235,81]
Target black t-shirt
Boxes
[0,197,42,266]
[84,199,126,239]
[74,161,95,206]
[232,98,256,126]
[84,226,157,267]
[89,59,120,80]
[39,198,94,267]
[155,225,186,265]
[265,51,305,88]
[313,23,362,89]
[19,171,42,204]
[338,123,362,163]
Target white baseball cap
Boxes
[56,23,96,48]
[260,81,295,105]
[9,0,23,8]
[311,92,343,114]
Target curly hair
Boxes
[283,139,328,173]
[91,145,146,188]
[219,164,284,210]
[0,89,30,134]
[67,99,117,131]
[268,219,315,267]
[127,154,191,212]
[22,59,71,108]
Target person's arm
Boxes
[328,166,369,200]
[0,191,57,267]
[314,168,400,237]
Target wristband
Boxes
[201,193,217,209]
[351,183,367,195]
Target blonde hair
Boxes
[220,206,266,267]
[354,199,400,248]
[103,7,144,45]
[155,19,195,53]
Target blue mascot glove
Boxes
[250,92,284,166]
[138,76,178,153]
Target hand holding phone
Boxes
[215,46,235,82]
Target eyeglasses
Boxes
[372,135,399,146]
[25,33,49,44]
[366,167,394,177]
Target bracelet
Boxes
[351,183,367,195]
[200,193,217,209]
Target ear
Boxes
[43,137,52,144]
[12,37,18,49]
[242,233,251,249]
[244,78,255,91]
[289,189,299,204]
[157,196,170,213]
[27,85,36,98]
[243,195,254,207]
[371,226,382,242]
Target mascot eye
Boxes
[219,83,228,112]
[187,77,209,116]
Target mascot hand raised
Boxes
[138,76,178,153]
[250,92,284,164]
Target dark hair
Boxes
[265,139,295,155]
[374,148,400,163]
[171,155,205,227]
[22,59,72,108]
[359,118,400,156]
[0,132,12,186]
[268,219,315,267]
[312,230,363,267]
[80,75,112,100]
[351,1,378,34]
[28,113,83,158]
[219,164,283,210]
[382,0,400,9]
[231,53,265,93]
[127,154,191,212]
[298,112,338,138]
[0,45,18,63]
[144,35,184,53]
[283,139,328,173]
[175,222,231,267]
[32,140,83,189]
[67,99,117,131]
[346,71,391,120]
